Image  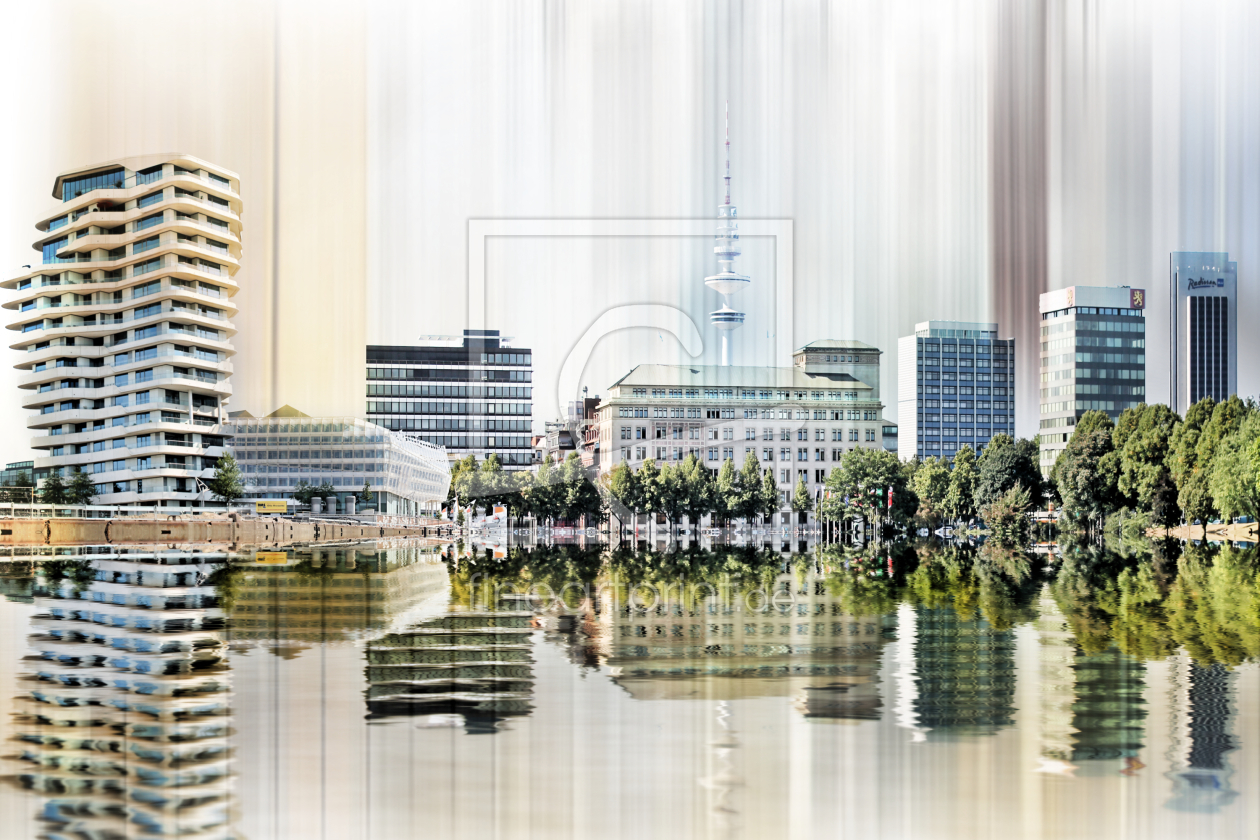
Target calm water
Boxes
[0,539,1256,840]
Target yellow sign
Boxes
[255,500,287,513]
[255,552,289,565]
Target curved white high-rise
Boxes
[704,105,750,366]
[2,155,241,507]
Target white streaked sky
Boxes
[1,0,1258,461]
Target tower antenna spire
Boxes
[724,101,731,206]
[706,100,749,365]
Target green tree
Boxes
[605,461,641,529]
[1113,404,1180,507]
[761,467,781,522]
[208,454,245,505]
[447,454,478,506]
[677,453,715,527]
[1167,398,1215,491]
[556,452,604,525]
[360,481,374,504]
[735,451,767,522]
[67,469,96,506]
[293,480,317,505]
[636,458,662,517]
[819,447,913,527]
[912,456,950,521]
[39,470,68,504]
[654,463,684,527]
[978,485,1031,548]
[1150,472,1180,529]
[1208,412,1260,523]
[1056,424,1120,529]
[974,434,1043,510]
[713,458,738,524]
[790,474,813,515]
[944,445,978,523]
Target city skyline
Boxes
[3,2,1259,461]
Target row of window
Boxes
[1041,318,1144,336]
[621,445,872,468]
[919,414,1009,424]
[365,384,531,399]
[918,358,1010,368]
[366,367,531,383]
[917,385,1005,397]
[1042,306,1144,320]
[1041,399,1142,414]
[916,341,1008,354]
[917,372,1010,383]
[620,425,880,442]
[626,387,864,401]
[365,401,531,416]
[616,406,879,421]
[1042,351,1145,367]
[1042,336,1145,351]
[369,418,531,433]
[918,429,999,438]
[1040,384,1145,398]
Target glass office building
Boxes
[1169,252,1237,414]
[225,415,451,516]
[897,321,1015,461]
[1038,286,1146,471]
[366,330,533,469]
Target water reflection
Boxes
[14,549,235,839]
[0,537,1255,838]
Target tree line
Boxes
[1050,396,1260,532]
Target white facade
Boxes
[226,415,451,515]
[897,321,1016,461]
[1169,252,1238,413]
[3,155,241,507]
[594,341,886,511]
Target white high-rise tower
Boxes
[705,104,750,366]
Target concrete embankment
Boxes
[1148,522,1258,543]
[0,516,458,546]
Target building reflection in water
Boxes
[365,609,536,733]
[225,543,451,654]
[14,547,235,840]
[1036,587,1148,774]
[895,605,1018,740]
[1165,657,1239,813]
[591,569,895,717]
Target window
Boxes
[866,429,876,442]
[61,168,125,200]
[762,448,773,461]
[138,190,165,209]
[135,213,164,232]
[831,448,842,461]
[780,447,790,461]
[797,448,807,461]
[814,428,825,440]
[797,429,808,441]
[620,427,631,439]
[721,446,733,461]
[814,448,825,461]
[780,470,790,483]
[707,448,717,461]
[722,427,733,440]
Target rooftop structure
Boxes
[2,155,242,507]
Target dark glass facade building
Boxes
[1170,252,1238,414]
[366,330,534,468]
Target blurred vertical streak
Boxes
[989,0,1048,440]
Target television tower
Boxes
[705,102,749,366]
